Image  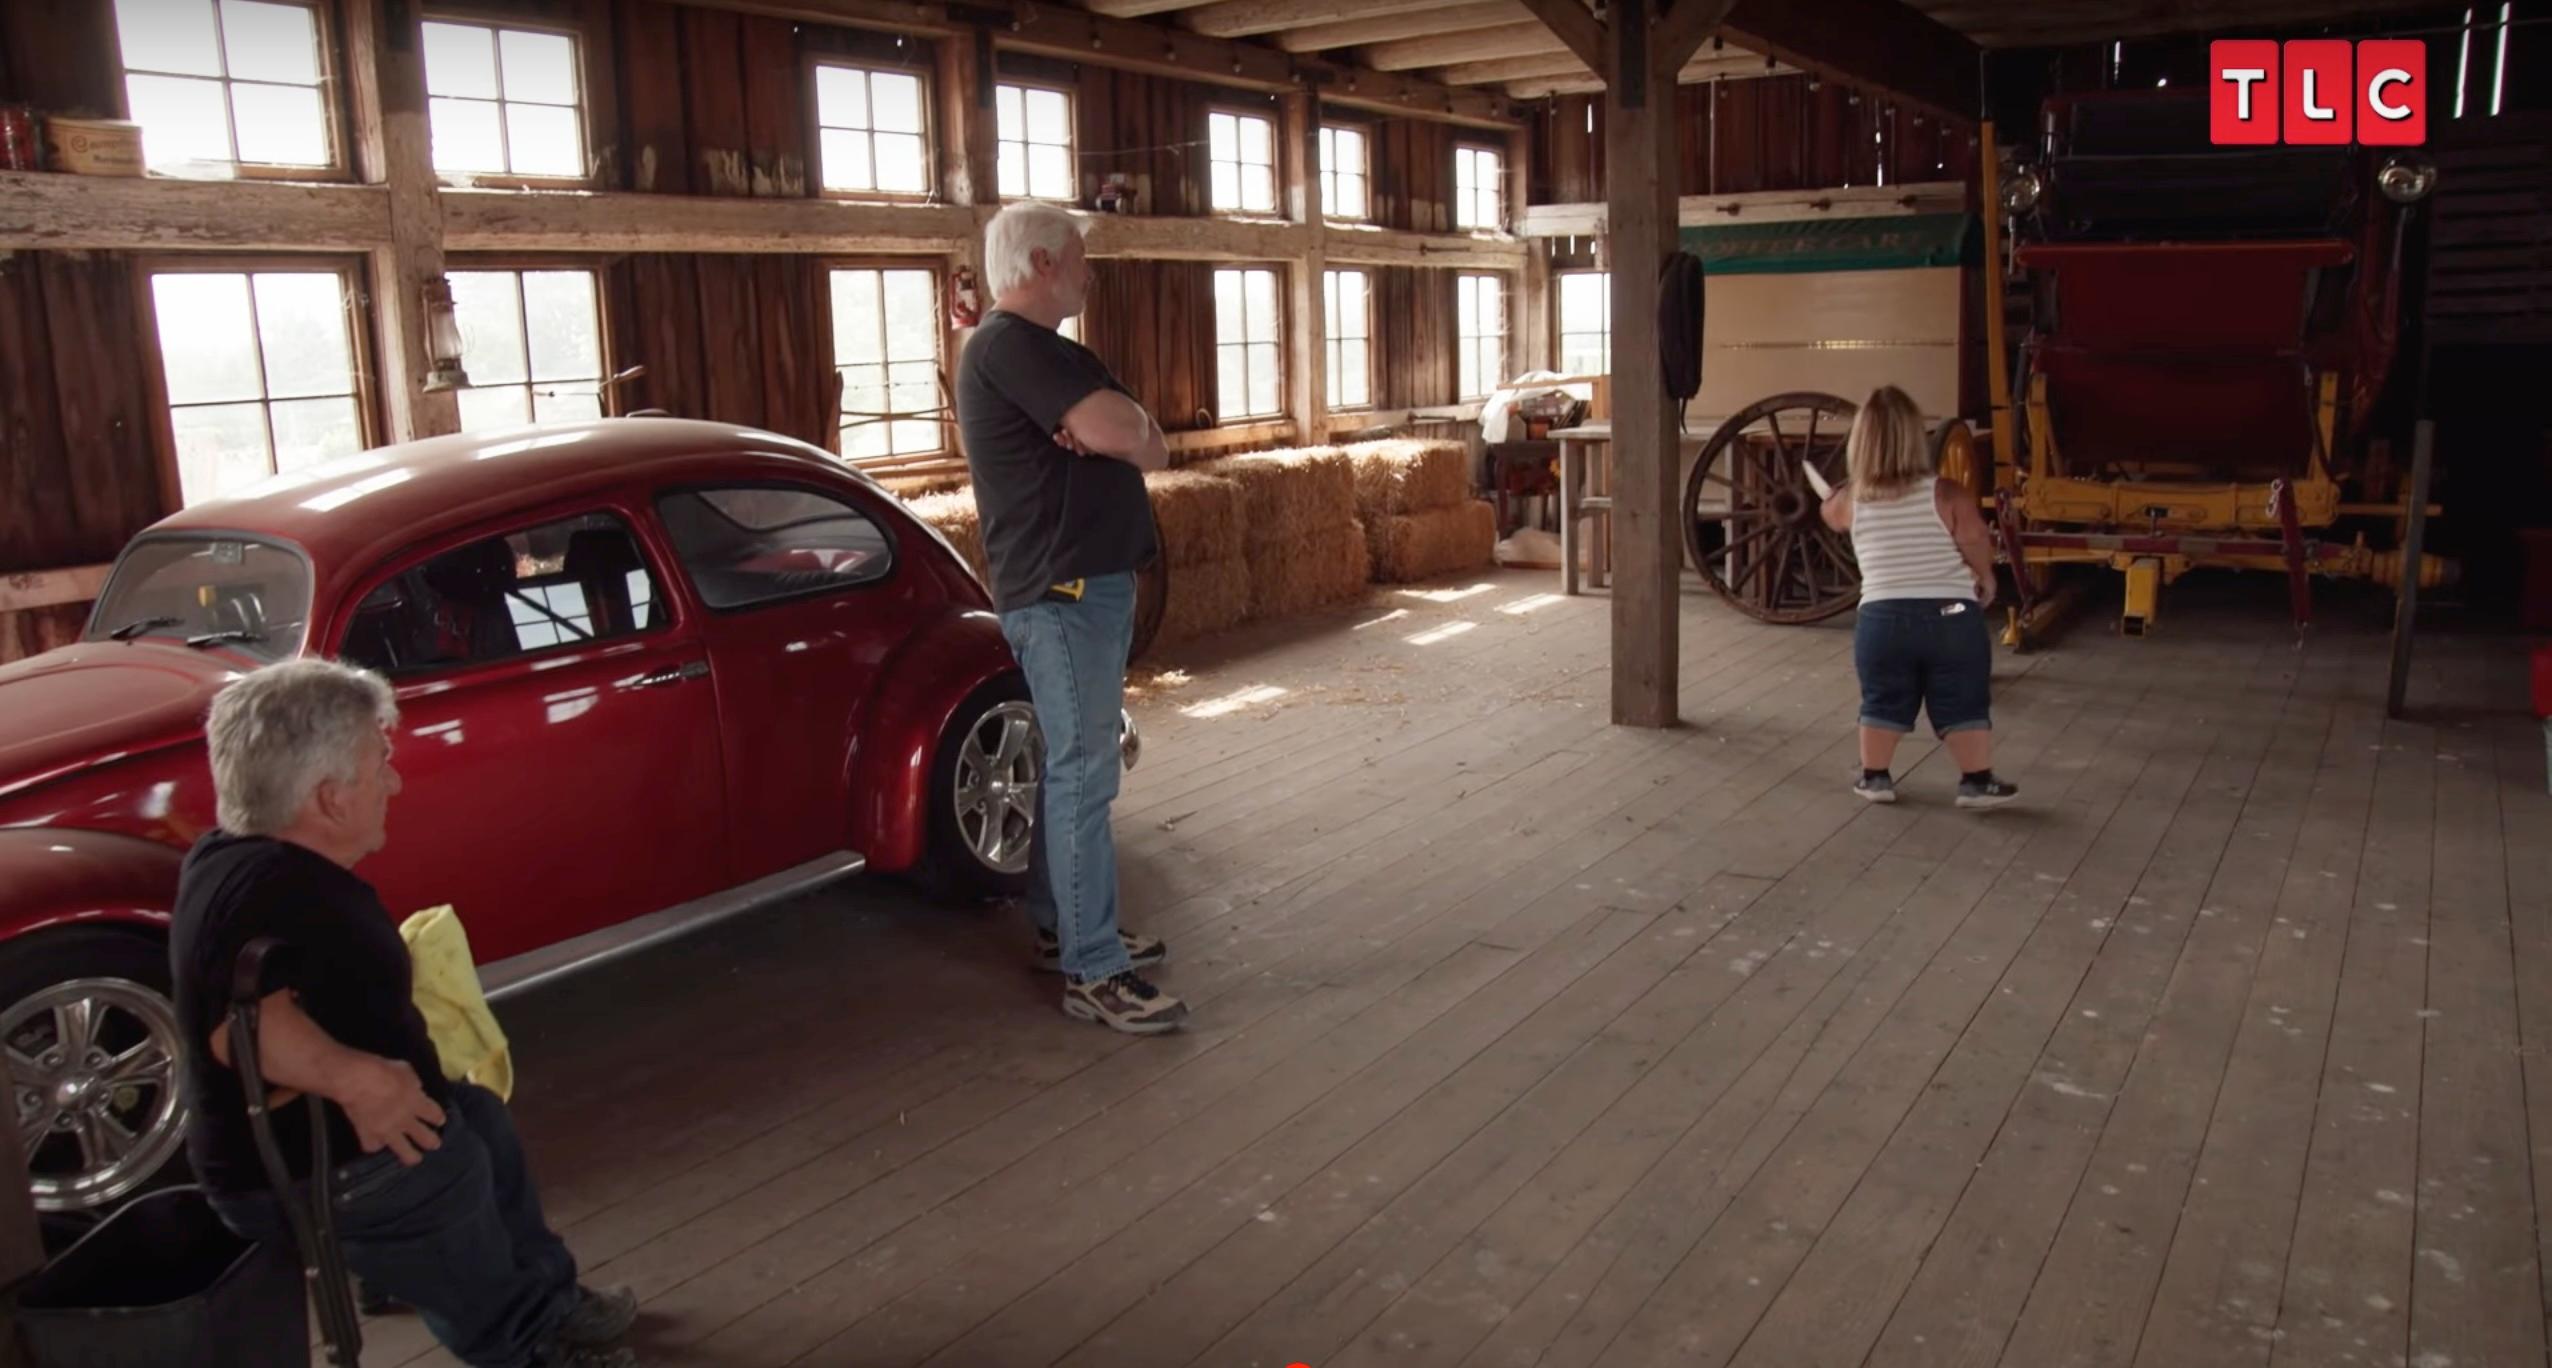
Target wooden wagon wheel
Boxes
[1683,392,1861,624]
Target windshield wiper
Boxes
[107,616,181,641]
[184,630,266,649]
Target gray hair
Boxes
[983,201,1086,299]
[206,659,400,836]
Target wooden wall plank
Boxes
[0,260,77,574]
[616,1,695,193]
[683,7,755,197]
[36,258,162,562]
[743,15,813,198]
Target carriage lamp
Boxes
[2377,153,2438,205]
[420,275,471,392]
[2001,166,2045,216]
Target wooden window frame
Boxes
[133,253,382,511]
[994,79,1078,204]
[419,11,598,189]
[1453,142,1507,232]
[1317,123,1373,224]
[441,256,619,428]
[1323,267,1375,413]
[1207,106,1281,219]
[108,0,353,182]
[1554,269,1610,377]
[1455,271,1507,402]
[806,55,938,204]
[820,257,951,470]
[1212,263,1288,423]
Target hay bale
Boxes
[1370,500,1499,584]
[1344,439,1471,518]
[1143,469,1246,568]
[903,489,989,585]
[1198,447,1355,547]
[1248,522,1371,620]
[1156,556,1252,647]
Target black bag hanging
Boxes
[1657,250,1706,429]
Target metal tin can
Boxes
[0,106,38,171]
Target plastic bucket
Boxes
[15,1187,307,1368]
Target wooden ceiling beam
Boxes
[1502,51,1789,96]
[1510,0,1604,72]
[1182,0,1476,40]
[1275,1,1527,52]
[1716,0,1978,121]
[1365,20,1569,70]
[1439,50,1590,84]
[1081,0,1235,19]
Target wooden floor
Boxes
[363,568,2551,1368]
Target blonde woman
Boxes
[1817,387,2019,808]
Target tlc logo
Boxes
[2210,39,2428,145]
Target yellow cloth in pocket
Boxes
[397,906,514,1103]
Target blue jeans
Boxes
[207,1082,576,1368]
[1001,572,1137,983]
[1855,597,1993,737]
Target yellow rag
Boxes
[397,906,514,1103]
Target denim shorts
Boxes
[1854,598,1992,736]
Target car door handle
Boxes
[636,660,710,689]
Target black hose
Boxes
[1658,251,1706,432]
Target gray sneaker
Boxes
[1853,773,1898,804]
[1956,776,2020,809]
[535,1344,637,1368]
[1062,971,1189,1035]
[556,1284,638,1346]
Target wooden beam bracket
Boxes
[1509,0,1604,74]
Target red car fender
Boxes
[0,827,181,944]
[847,610,1020,873]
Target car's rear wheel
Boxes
[0,930,190,1216]
[921,676,1042,903]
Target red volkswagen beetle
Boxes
[0,418,1125,1217]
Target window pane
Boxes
[1341,271,1368,337]
[1341,339,1370,406]
[267,395,361,470]
[1335,173,1366,220]
[522,272,601,383]
[882,271,937,362]
[252,273,354,399]
[816,66,870,130]
[996,86,1024,139]
[126,74,233,167]
[1244,270,1279,344]
[449,271,528,387]
[230,82,328,165]
[1336,129,1365,174]
[1239,114,1271,163]
[498,29,577,105]
[997,141,1026,198]
[1326,338,1342,397]
[1210,162,1239,211]
[1244,165,1275,214]
[532,390,603,424]
[506,102,583,176]
[459,384,532,432]
[1457,280,1478,333]
[1029,144,1071,200]
[117,0,224,77]
[820,127,874,191]
[422,22,500,99]
[657,488,893,607]
[1216,347,1244,423]
[172,403,273,504]
[830,271,884,364]
[1459,347,1479,400]
[1213,271,1244,345]
[871,73,924,134]
[429,97,507,172]
[873,132,926,193]
[1209,113,1237,161]
[1480,280,1505,332]
[220,1,319,84]
[1247,344,1279,416]
[152,273,262,405]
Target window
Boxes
[113,0,334,173]
[1454,145,1505,231]
[1213,267,1283,421]
[997,83,1075,201]
[1558,272,1610,375]
[149,267,366,506]
[87,535,311,661]
[1325,269,1372,410]
[421,20,585,178]
[1456,273,1506,400]
[1320,126,1368,221]
[657,487,895,610]
[829,267,943,461]
[340,513,664,674]
[1058,314,1082,344]
[815,64,929,196]
[448,269,608,432]
[1209,111,1277,215]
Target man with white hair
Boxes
[955,200,1186,1035]
[171,659,638,1368]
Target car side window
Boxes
[655,485,894,611]
[339,512,665,675]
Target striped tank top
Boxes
[1849,481,1976,603]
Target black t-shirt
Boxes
[169,832,449,1195]
[955,310,1160,613]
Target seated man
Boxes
[172,658,639,1368]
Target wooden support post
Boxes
[1509,122,1554,376]
[2386,419,2436,719]
[346,0,459,442]
[1282,90,1328,437]
[936,27,1002,208]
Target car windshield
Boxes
[85,536,312,661]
